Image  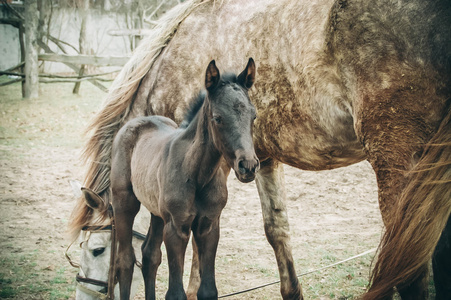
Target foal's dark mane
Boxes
[179,72,239,129]
[180,91,206,128]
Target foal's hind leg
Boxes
[255,158,303,300]
[141,214,164,300]
[112,189,141,300]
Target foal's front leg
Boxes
[163,217,192,300]
[192,216,220,300]
[255,159,303,300]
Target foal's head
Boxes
[205,58,260,182]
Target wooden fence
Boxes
[0,53,130,91]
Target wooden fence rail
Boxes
[38,54,131,67]
[1,54,128,90]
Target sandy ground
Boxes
[0,140,383,299]
[0,79,384,300]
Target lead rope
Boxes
[65,239,80,268]
[107,205,117,300]
[218,247,377,298]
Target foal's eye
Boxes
[92,248,106,257]
[212,116,222,124]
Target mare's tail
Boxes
[365,106,451,299]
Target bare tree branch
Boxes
[2,62,25,72]
[0,0,24,20]
[47,34,79,53]
[143,0,168,24]
[0,78,24,87]
[0,17,22,28]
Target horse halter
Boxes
[65,205,146,300]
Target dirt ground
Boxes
[0,82,383,299]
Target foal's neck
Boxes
[181,102,223,184]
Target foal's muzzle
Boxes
[234,152,260,183]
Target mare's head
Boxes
[68,182,141,299]
[205,58,260,182]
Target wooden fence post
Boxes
[24,0,39,99]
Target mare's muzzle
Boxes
[234,150,260,183]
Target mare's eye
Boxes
[92,248,106,257]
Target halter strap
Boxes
[76,273,109,288]
[81,224,113,231]
[76,280,108,300]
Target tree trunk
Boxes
[24,0,39,99]
[19,21,26,96]
[73,0,90,94]
[37,0,50,45]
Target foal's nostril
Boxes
[238,160,247,174]
[238,158,259,175]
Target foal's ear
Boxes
[81,187,106,211]
[237,57,256,89]
[205,60,220,91]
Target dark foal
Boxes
[110,58,259,300]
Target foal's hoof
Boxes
[197,290,218,300]
[165,290,187,300]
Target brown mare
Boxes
[70,0,451,299]
[98,59,258,300]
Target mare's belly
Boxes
[253,101,366,170]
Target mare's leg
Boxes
[354,88,445,299]
[141,214,164,300]
[113,190,141,300]
[192,216,220,300]
[255,158,302,300]
[163,217,192,300]
[186,238,201,300]
[359,131,430,299]
[433,215,451,299]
